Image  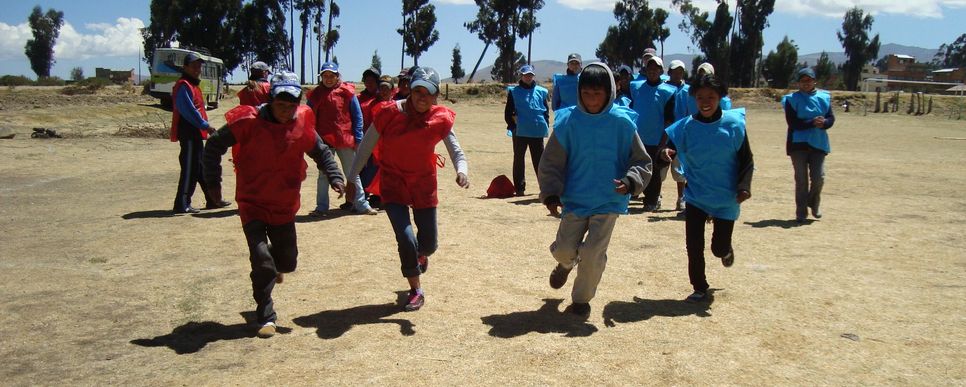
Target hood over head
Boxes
[575,62,616,116]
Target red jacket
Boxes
[225,104,318,225]
[307,82,356,149]
[373,102,455,209]
[170,78,209,142]
[236,81,270,107]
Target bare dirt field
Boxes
[1,86,964,385]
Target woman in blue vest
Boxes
[661,74,754,303]
[783,68,834,223]
[551,53,581,110]
[504,64,550,196]
[629,56,677,211]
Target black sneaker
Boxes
[418,255,429,274]
[810,206,822,219]
[549,264,573,289]
[685,291,707,303]
[404,290,425,311]
[570,302,591,316]
[721,250,735,268]
[173,206,200,214]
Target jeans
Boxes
[242,220,298,325]
[684,204,734,293]
[512,136,544,194]
[790,149,826,218]
[316,147,370,212]
[384,203,438,278]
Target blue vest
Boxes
[783,90,831,153]
[629,80,675,146]
[665,108,747,220]
[553,104,640,217]
[685,95,733,116]
[669,82,691,122]
[509,84,550,138]
[553,74,579,109]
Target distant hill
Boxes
[799,43,937,67]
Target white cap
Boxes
[270,71,302,98]
[669,60,686,71]
[697,62,715,76]
[645,56,664,69]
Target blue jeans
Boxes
[790,149,826,218]
[384,203,438,278]
[316,147,370,212]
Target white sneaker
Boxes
[257,322,276,338]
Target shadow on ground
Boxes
[744,218,813,228]
[292,291,414,339]
[121,209,178,220]
[129,312,291,354]
[480,298,598,338]
[602,292,715,328]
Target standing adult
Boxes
[552,53,582,110]
[170,52,229,214]
[504,64,550,196]
[394,68,412,101]
[237,61,271,107]
[629,56,677,211]
[783,68,834,223]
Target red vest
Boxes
[307,82,356,149]
[373,102,455,209]
[225,105,318,225]
[236,81,270,107]
[169,78,209,142]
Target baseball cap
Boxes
[797,67,817,80]
[642,48,657,60]
[251,61,271,71]
[319,61,339,74]
[519,64,535,75]
[398,68,412,80]
[669,60,686,71]
[363,67,381,80]
[567,53,582,63]
[646,56,664,69]
[270,71,302,98]
[617,65,633,75]
[697,62,715,76]
[409,66,440,95]
[378,75,394,89]
[183,52,204,65]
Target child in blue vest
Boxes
[783,68,834,223]
[551,53,581,110]
[661,75,754,303]
[629,56,677,211]
[504,64,550,196]
[539,63,653,316]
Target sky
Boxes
[1,0,965,84]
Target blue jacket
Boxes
[507,84,550,138]
[551,73,579,110]
[783,90,832,154]
[629,80,676,145]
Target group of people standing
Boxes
[166,46,832,336]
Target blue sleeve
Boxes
[176,86,208,129]
[783,100,812,131]
[349,95,363,144]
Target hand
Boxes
[544,197,562,217]
[661,148,676,162]
[813,116,826,128]
[736,190,751,204]
[334,181,348,199]
[206,126,216,136]
[613,179,629,195]
[456,172,470,189]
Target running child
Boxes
[539,62,652,316]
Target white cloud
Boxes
[555,0,616,12]
[0,17,144,62]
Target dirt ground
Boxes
[1,87,964,385]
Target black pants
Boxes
[685,204,734,293]
[173,134,210,211]
[242,220,298,325]
[642,145,668,206]
[512,136,544,194]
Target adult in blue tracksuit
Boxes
[634,48,670,83]
[783,67,834,223]
[504,64,550,196]
[539,62,652,316]
[551,53,581,110]
[629,56,677,211]
[661,74,754,303]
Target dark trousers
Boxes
[790,149,826,218]
[173,135,210,211]
[242,220,298,325]
[685,204,734,293]
[642,145,668,206]
[512,136,544,194]
[384,203,438,278]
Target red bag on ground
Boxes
[486,175,516,198]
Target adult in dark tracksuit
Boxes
[782,68,834,223]
[170,52,229,214]
[629,56,676,211]
[504,64,550,196]
[202,71,346,338]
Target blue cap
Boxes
[270,71,302,98]
[183,52,204,65]
[409,66,440,95]
[319,61,339,74]
[798,67,817,80]
[519,65,535,75]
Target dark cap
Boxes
[183,52,204,66]
[409,66,440,95]
[363,67,381,80]
[567,53,582,63]
[797,67,817,80]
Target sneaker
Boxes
[570,302,591,316]
[256,322,276,338]
[354,207,378,215]
[795,216,806,224]
[308,209,328,218]
[338,202,353,211]
[643,203,659,212]
[810,206,822,219]
[404,290,425,311]
[675,198,685,211]
[549,264,573,289]
[685,291,707,303]
[205,200,232,210]
[720,250,735,268]
[173,206,201,214]
[418,255,429,274]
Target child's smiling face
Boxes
[580,86,608,114]
[694,87,721,118]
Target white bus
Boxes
[149,48,224,108]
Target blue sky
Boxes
[1,0,964,83]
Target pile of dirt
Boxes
[0,86,155,112]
